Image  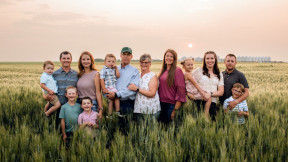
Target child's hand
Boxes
[112,64,117,69]
[102,88,108,94]
[62,134,67,143]
[238,111,244,117]
[48,90,54,95]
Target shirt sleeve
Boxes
[78,114,83,125]
[239,73,249,88]
[100,68,106,79]
[40,74,47,84]
[192,67,202,83]
[116,68,140,99]
[218,73,224,86]
[59,106,65,119]
[174,68,187,103]
[223,99,229,109]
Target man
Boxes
[107,47,140,115]
[46,51,78,126]
[219,54,249,109]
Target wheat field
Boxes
[0,62,287,161]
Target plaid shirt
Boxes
[100,66,117,89]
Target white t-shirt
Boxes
[40,72,58,93]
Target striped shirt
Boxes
[223,96,248,124]
[100,65,117,89]
[53,67,78,105]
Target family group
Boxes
[40,47,249,146]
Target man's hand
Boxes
[44,94,55,102]
[106,91,115,100]
[128,84,138,91]
[48,90,54,95]
[228,100,238,109]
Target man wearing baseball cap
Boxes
[107,47,140,115]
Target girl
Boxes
[181,58,211,119]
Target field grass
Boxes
[0,62,287,161]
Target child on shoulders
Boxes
[40,61,61,116]
[223,83,249,124]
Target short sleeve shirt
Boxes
[220,69,249,104]
[53,68,78,105]
[100,66,117,89]
[40,72,58,93]
[78,111,98,125]
[223,96,248,124]
[59,103,82,133]
[193,67,224,103]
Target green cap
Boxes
[121,47,132,54]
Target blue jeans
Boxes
[120,100,135,115]
[159,102,175,123]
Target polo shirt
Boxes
[219,69,249,104]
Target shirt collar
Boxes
[121,64,130,69]
[60,67,72,73]
[225,68,237,75]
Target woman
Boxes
[128,54,161,120]
[192,51,224,120]
[158,49,186,123]
[77,51,103,118]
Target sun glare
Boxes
[188,43,193,48]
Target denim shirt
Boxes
[116,64,140,101]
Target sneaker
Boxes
[115,112,125,117]
[106,115,113,119]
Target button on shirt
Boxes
[100,66,117,89]
[116,64,140,101]
[53,67,78,105]
[219,69,249,104]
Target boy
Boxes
[100,54,120,117]
[40,61,61,116]
[59,86,82,148]
[223,83,249,124]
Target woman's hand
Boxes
[171,109,176,120]
[203,92,211,101]
[128,84,138,91]
[98,111,103,120]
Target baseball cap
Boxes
[121,47,132,54]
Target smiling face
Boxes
[105,57,116,68]
[81,99,92,112]
[65,88,77,102]
[60,54,72,68]
[183,59,194,72]
[81,54,92,69]
[165,52,174,66]
[44,64,54,75]
[225,56,237,71]
[120,52,132,66]
[140,58,151,72]
[232,87,243,99]
[205,53,216,69]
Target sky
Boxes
[0,0,287,62]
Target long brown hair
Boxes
[78,51,97,77]
[202,51,220,80]
[159,49,178,87]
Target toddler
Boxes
[100,54,120,117]
[40,61,61,116]
[181,58,211,118]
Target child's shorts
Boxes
[103,86,118,98]
[49,94,59,105]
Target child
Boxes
[40,61,61,116]
[100,54,120,117]
[223,83,249,124]
[59,86,82,148]
[181,58,212,118]
[78,96,99,129]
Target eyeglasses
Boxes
[140,61,151,65]
[232,89,242,94]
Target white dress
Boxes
[192,67,224,103]
[134,72,161,114]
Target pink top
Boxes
[185,71,202,100]
[78,111,98,125]
[158,67,186,104]
[77,70,98,100]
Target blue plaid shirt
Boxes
[100,65,117,89]
[53,67,78,105]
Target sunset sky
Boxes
[0,0,287,62]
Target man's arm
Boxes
[115,69,140,99]
[229,88,249,109]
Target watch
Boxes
[136,88,139,92]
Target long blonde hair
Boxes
[78,51,97,77]
[159,49,178,87]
